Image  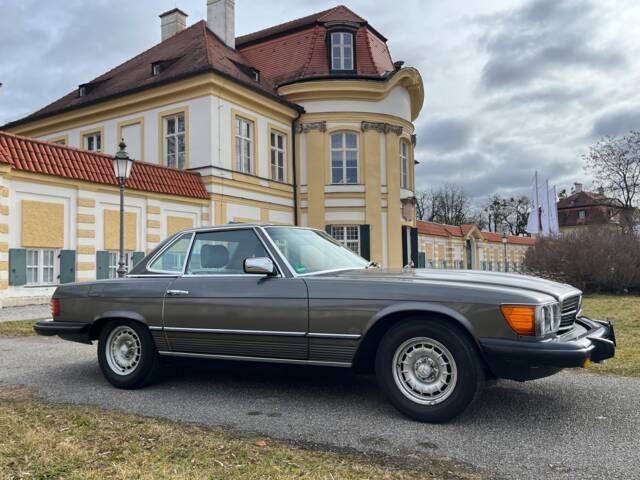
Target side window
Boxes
[186,229,269,275]
[148,234,192,273]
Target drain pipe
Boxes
[291,110,303,226]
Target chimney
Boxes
[597,186,605,196]
[207,0,235,48]
[573,182,583,193]
[159,8,188,42]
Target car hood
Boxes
[314,268,581,302]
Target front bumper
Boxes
[479,317,616,381]
[34,319,92,344]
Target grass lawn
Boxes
[0,386,481,480]
[581,294,640,377]
[0,319,38,337]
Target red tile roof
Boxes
[557,190,621,227]
[0,131,209,199]
[416,221,536,245]
[238,7,394,86]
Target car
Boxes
[34,224,616,422]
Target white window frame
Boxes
[26,249,58,286]
[107,251,133,279]
[331,225,361,255]
[400,140,410,189]
[578,210,586,219]
[164,113,186,169]
[331,132,359,184]
[235,116,254,174]
[270,131,286,182]
[83,132,101,152]
[330,32,354,71]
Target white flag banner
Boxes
[539,182,550,236]
[526,172,540,234]
[548,185,560,236]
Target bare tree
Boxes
[415,190,429,221]
[484,195,530,235]
[584,130,640,230]
[425,183,472,225]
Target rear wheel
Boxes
[98,319,160,389]
[376,319,484,422]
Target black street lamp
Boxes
[112,141,134,278]
[501,230,508,272]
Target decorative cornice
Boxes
[296,121,327,133]
[361,121,403,135]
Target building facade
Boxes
[416,221,536,272]
[0,2,424,305]
[558,182,622,235]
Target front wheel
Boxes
[98,319,160,389]
[376,319,484,422]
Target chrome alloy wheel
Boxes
[105,326,142,376]
[392,337,458,405]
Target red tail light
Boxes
[51,298,60,317]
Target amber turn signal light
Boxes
[501,304,536,335]
[51,298,60,317]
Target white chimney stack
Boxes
[159,8,188,42]
[207,0,235,48]
[574,182,583,193]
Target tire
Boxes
[376,318,484,423]
[97,319,161,389]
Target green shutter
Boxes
[325,224,333,235]
[410,227,419,267]
[59,250,76,284]
[132,251,145,268]
[401,226,409,266]
[359,225,371,260]
[418,252,426,268]
[9,248,27,286]
[96,251,110,280]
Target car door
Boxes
[161,227,309,360]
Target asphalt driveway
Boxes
[1,336,638,479]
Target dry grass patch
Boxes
[582,294,640,377]
[0,388,483,480]
[0,319,38,337]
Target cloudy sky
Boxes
[1,0,639,204]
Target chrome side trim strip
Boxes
[158,351,352,368]
[163,327,307,337]
[148,326,163,331]
[307,332,362,339]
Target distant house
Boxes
[416,221,535,272]
[557,183,622,234]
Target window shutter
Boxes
[132,251,145,268]
[359,225,371,260]
[325,224,333,236]
[9,248,27,286]
[401,226,409,266]
[96,251,110,280]
[410,227,419,267]
[59,250,76,284]
[418,252,426,268]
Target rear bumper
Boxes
[479,317,616,381]
[34,319,92,344]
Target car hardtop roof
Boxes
[175,224,322,234]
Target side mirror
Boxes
[244,257,276,275]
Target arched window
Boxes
[330,32,354,71]
[400,140,410,189]
[331,132,358,184]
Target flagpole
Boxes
[535,172,540,233]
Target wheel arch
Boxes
[352,303,479,373]
[89,310,149,341]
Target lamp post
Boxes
[112,141,134,278]
[501,230,508,272]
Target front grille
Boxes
[560,295,581,330]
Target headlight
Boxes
[501,302,560,336]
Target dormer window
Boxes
[78,85,87,97]
[330,31,354,71]
[152,62,163,76]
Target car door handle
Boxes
[166,289,190,296]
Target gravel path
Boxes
[0,304,50,323]
[1,336,638,480]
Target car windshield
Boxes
[265,227,369,275]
